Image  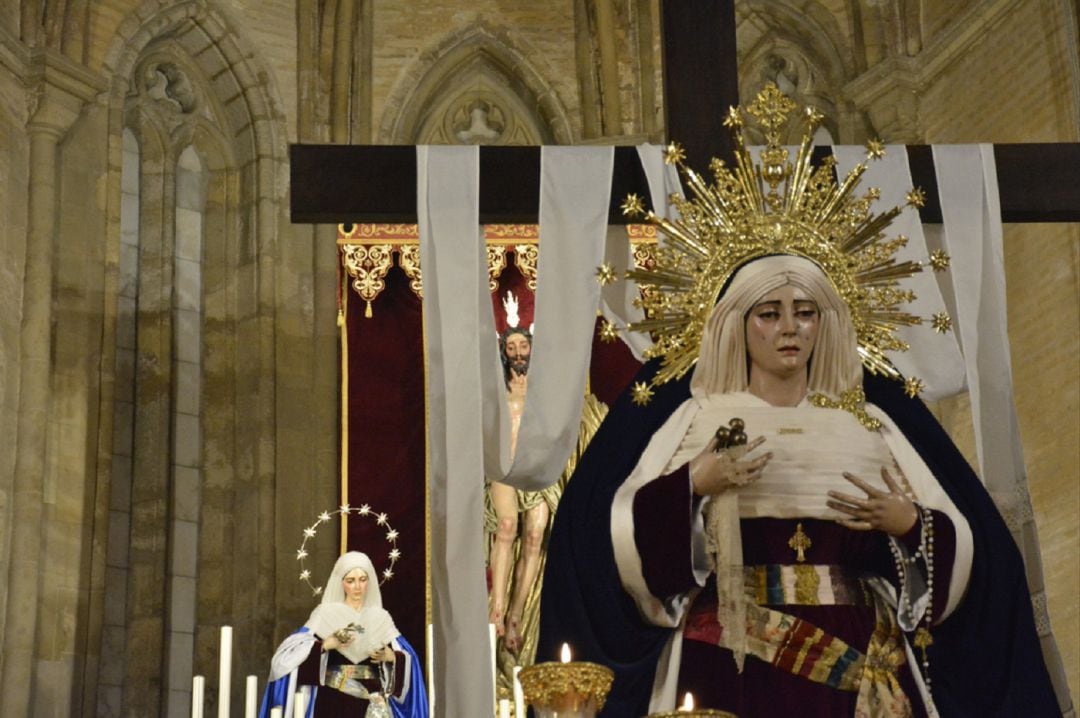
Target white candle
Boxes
[191,675,205,718]
[499,698,511,718]
[218,626,233,718]
[425,623,435,715]
[244,675,257,718]
[269,709,282,718]
[512,666,525,718]
[489,623,498,710]
[293,691,306,718]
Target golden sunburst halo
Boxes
[598,319,620,343]
[928,249,951,272]
[595,263,617,286]
[663,142,686,165]
[611,82,949,419]
[723,106,743,129]
[906,187,927,208]
[631,381,654,406]
[904,376,926,398]
[931,312,953,334]
[804,105,824,128]
[747,83,796,137]
[621,193,645,217]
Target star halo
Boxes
[295,503,402,596]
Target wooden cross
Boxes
[290,1,1079,225]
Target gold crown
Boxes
[607,83,950,406]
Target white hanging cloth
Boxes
[609,144,687,360]
[635,143,684,223]
[499,146,614,491]
[599,224,651,361]
[597,144,685,361]
[416,144,499,718]
[932,144,1073,717]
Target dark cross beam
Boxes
[290,0,1080,225]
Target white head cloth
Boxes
[319,551,384,609]
[691,254,862,399]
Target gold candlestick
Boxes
[518,644,613,718]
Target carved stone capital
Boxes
[844,55,924,144]
[24,48,106,138]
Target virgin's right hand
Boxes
[689,435,771,496]
[322,632,353,652]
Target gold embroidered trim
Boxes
[809,386,882,431]
[793,564,821,606]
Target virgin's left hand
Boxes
[369,645,396,663]
[827,467,918,536]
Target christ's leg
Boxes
[505,500,549,653]
[488,480,519,637]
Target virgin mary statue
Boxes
[537,85,1060,717]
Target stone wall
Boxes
[0,32,30,714]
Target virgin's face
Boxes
[745,285,820,382]
[341,568,369,607]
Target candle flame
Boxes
[560,643,572,663]
[680,692,694,711]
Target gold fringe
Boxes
[340,266,350,553]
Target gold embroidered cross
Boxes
[788,522,811,562]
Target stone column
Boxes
[593,0,624,135]
[1,48,103,716]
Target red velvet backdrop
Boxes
[344,266,426,657]
[342,247,643,668]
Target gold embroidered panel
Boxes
[340,243,394,318]
[338,223,657,315]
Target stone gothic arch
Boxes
[86,2,289,715]
[736,0,865,143]
[379,23,575,144]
